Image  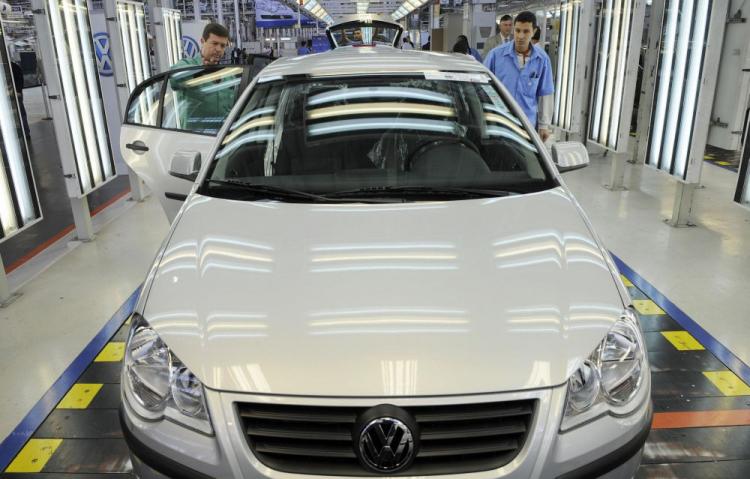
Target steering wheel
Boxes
[405,138,481,172]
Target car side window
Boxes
[161,67,244,135]
[126,80,163,127]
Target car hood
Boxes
[143,188,624,396]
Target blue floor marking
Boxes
[0,286,140,472]
[612,253,750,387]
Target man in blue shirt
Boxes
[484,11,554,142]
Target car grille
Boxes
[237,399,536,476]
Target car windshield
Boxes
[328,22,401,47]
[201,74,558,203]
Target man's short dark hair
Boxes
[202,22,230,40]
[500,14,513,22]
[514,11,537,28]
[532,27,541,41]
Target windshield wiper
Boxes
[325,186,519,199]
[206,179,333,203]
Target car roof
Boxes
[258,47,488,80]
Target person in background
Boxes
[422,36,431,51]
[401,34,415,50]
[10,61,30,142]
[172,22,230,68]
[482,14,513,58]
[531,27,541,46]
[457,35,482,62]
[483,11,554,142]
[297,39,312,55]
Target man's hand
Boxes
[539,128,551,143]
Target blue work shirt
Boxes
[483,42,554,127]
[469,48,482,63]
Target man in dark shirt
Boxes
[10,61,30,141]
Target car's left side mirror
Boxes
[169,151,201,181]
[551,142,590,173]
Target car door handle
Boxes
[125,142,150,153]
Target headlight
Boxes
[126,326,171,411]
[123,314,213,434]
[561,308,647,431]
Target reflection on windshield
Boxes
[163,67,244,134]
[203,75,555,202]
[331,24,399,46]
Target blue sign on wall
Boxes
[93,32,114,77]
[312,35,330,53]
[182,36,200,59]
[256,0,315,28]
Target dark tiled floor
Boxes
[704,144,741,172]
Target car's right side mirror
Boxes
[169,151,201,181]
[551,142,590,173]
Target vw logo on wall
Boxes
[357,417,416,473]
[182,36,200,59]
[93,32,114,77]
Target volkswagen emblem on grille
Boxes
[357,410,417,473]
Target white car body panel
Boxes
[142,187,624,396]
[121,124,215,222]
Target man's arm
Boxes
[483,50,495,74]
[537,94,553,141]
[537,55,556,141]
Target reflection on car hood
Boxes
[143,188,624,396]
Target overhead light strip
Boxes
[162,8,183,66]
[646,0,714,180]
[46,0,115,193]
[588,0,635,150]
[391,0,430,21]
[0,21,41,239]
[117,1,152,92]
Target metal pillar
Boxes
[217,0,224,25]
[0,253,20,306]
[607,151,628,191]
[234,0,242,46]
[537,9,547,44]
[193,0,201,19]
[666,182,697,227]
[633,0,666,165]
[104,0,146,202]
[463,0,474,42]
[70,196,95,241]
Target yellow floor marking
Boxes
[94,342,125,362]
[704,154,716,159]
[620,274,634,288]
[632,299,665,315]
[125,317,131,325]
[661,331,705,351]
[57,383,103,409]
[716,161,731,166]
[704,371,750,396]
[5,439,62,473]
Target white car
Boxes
[119,46,652,479]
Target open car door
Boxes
[120,60,272,222]
[326,17,403,49]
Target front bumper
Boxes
[121,372,652,479]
